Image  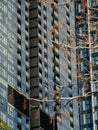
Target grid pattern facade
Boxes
[29,0,79,130]
[0,0,30,129]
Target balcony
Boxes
[39,72,42,79]
[25,41,29,49]
[38,23,41,29]
[17,44,21,51]
[39,62,42,69]
[44,57,47,64]
[26,61,29,69]
[17,33,21,39]
[26,72,29,79]
[39,82,42,89]
[54,57,59,66]
[44,68,47,74]
[26,51,29,58]
[45,87,48,93]
[53,11,58,20]
[17,13,21,19]
[17,3,21,10]
[25,11,29,19]
[68,87,72,96]
[54,47,59,55]
[54,66,59,74]
[44,48,47,54]
[18,54,21,61]
[25,21,28,27]
[18,117,21,123]
[18,75,21,82]
[55,76,60,83]
[39,52,42,59]
[17,65,21,72]
[17,23,21,30]
[26,82,29,89]
[44,20,47,25]
[26,123,29,129]
[54,20,58,27]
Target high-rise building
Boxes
[0,0,80,130]
[75,0,98,130]
[0,0,30,129]
[29,0,79,130]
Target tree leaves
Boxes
[0,117,11,130]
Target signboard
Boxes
[8,84,29,118]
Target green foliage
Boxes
[0,117,11,130]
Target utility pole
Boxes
[87,0,95,129]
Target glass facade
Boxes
[0,0,30,129]
[75,0,98,130]
[0,0,81,130]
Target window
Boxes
[0,112,6,122]
[8,53,14,64]
[0,88,7,99]
[0,12,3,20]
[8,2,15,12]
[8,31,15,42]
[85,100,91,110]
[8,75,16,86]
[86,114,92,124]
[8,106,15,117]
[92,56,98,65]
[94,82,98,92]
[8,118,14,129]
[0,43,7,56]
[78,4,81,13]
[8,64,15,73]
[91,0,98,6]
[95,111,98,120]
[0,23,7,35]
[0,66,7,78]
[0,54,7,67]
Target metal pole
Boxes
[87,0,95,129]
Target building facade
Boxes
[29,0,79,130]
[0,0,81,130]
[0,0,30,129]
[75,0,98,130]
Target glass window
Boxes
[90,0,98,6]
[84,128,92,130]
[0,112,7,122]
[8,75,16,86]
[0,23,7,35]
[8,64,15,73]
[95,111,98,120]
[8,31,15,42]
[0,36,7,45]
[0,87,7,99]
[8,1,15,12]
[94,82,98,92]
[8,118,14,129]
[85,100,91,110]
[0,54,7,67]
[0,66,7,78]
[86,114,92,124]
[92,56,98,66]
[0,12,3,20]
[8,53,15,64]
